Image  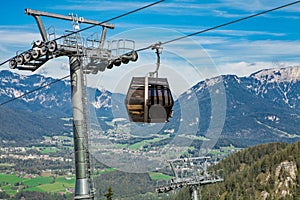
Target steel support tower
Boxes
[24,10,113,199]
[69,56,92,199]
[4,7,143,200]
[8,9,137,199]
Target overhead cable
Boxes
[1,1,298,106]
[0,1,165,106]
[53,0,165,42]
[136,0,300,51]
[0,0,165,67]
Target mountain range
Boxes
[0,66,299,147]
[178,66,300,147]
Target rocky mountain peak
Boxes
[261,161,297,200]
[250,66,300,83]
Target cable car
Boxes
[125,43,174,123]
[125,76,174,123]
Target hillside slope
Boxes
[172,141,300,199]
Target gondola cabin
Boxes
[125,77,174,123]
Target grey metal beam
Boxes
[25,8,114,29]
[32,15,48,42]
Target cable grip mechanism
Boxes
[149,42,162,78]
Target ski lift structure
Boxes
[5,8,139,200]
[4,7,174,200]
[125,44,174,123]
[156,157,223,200]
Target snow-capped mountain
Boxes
[250,66,300,83]
[0,70,116,118]
[0,70,116,144]
[244,66,300,109]
[174,66,300,147]
[0,70,72,116]
[0,66,299,147]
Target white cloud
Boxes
[0,30,40,45]
[35,58,70,78]
[217,61,299,77]
[209,39,300,63]
[218,61,271,76]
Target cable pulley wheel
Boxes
[47,41,57,53]
[9,58,17,69]
[40,45,48,56]
[16,55,24,65]
[23,51,32,62]
[31,48,40,59]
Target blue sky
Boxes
[0,0,300,94]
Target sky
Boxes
[0,0,300,95]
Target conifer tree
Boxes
[104,187,113,200]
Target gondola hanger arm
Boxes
[149,42,162,78]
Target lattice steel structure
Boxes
[156,157,223,200]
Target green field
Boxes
[23,176,54,187]
[40,147,59,154]
[128,135,170,150]
[36,176,75,192]
[0,173,75,195]
[149,172,172,181]
[0,173,24,184]
[92,168,117,175]
[0,170,172,197]
[0,174,26,195]
[0,168,121,195]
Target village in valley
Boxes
[0,129,240,198]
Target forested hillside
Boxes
[172,141,300,200]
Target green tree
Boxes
[104,187,113,200]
